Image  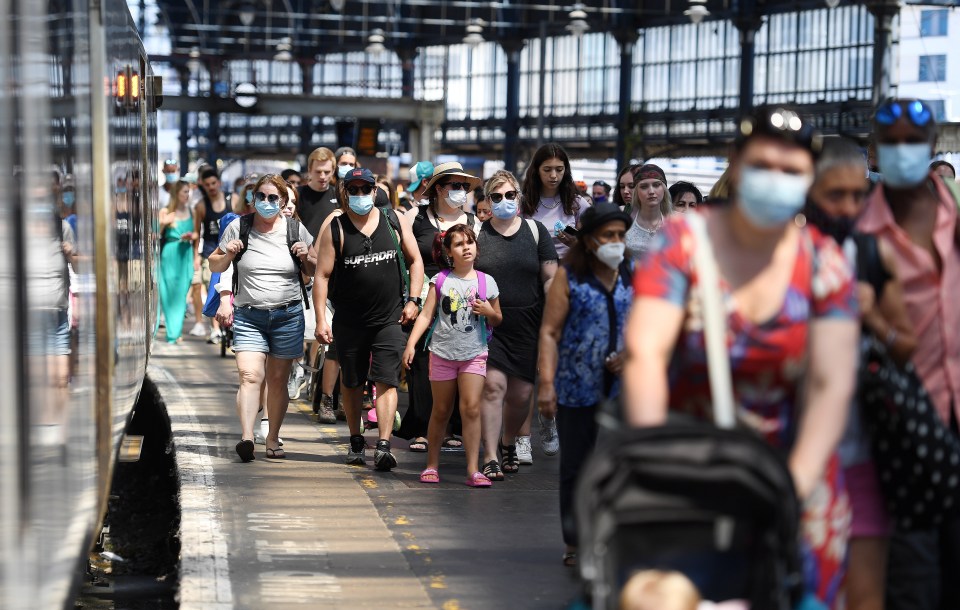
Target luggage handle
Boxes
[686,213,736,429]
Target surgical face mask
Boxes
[245,190,254,204]
[348,194,374,215]
[337,165,352,179]
[876,143,932,188]
[492,199,518,220]
[164,172,178,184]
[593,240,625,270]
[593,194,607,204]
[62,191,75,207]
[736,167,811,229]
[445,189,468,208]
[255,199,280,219]
[418,197,430,207]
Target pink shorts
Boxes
[429,352,488,381]
[844,461,892,538]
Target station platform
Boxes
[149,337,582,610]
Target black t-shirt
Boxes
[410,205,479,279]
[475,219,557,309]
[330,213,404,328]
[298,185,340,240]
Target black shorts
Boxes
[332,321,404,389]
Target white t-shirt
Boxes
[427,270,500,362]
[529,194,591,258]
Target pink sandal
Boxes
[419,468,440,484]
[466,471,492,488]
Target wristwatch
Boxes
[407,296,423,308]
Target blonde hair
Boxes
[619,570,701,610]
[483,169,521,198]
[307,147,335,172]
[709,167,732,200]
[631,178,673,217]
[166,180,190,215]
[233,183,253,214]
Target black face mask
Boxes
[803,201,856,245]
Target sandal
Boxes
[419,468,440,484]
[481,460,503,481]
[442,435,463,449]
[235,439,255,463]
[409,439,428,453]
[465,471,492,488]
[265,446,286,459]
[498,441,519,473]
[562,551,577,567]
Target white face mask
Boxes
[594,241,626,270]
[445,189,468,208]
[418,197,430,207]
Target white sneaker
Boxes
[539,414,560,456]
[207,329,222,344]
[258,418,283,446]
[516,435,533,465]
[188,322,206,337]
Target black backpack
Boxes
[232,214,310,309]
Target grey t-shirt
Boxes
[218,217,312,309]
[427,270,500,362]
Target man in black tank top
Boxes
[313,169,424,471]
[192,168,231,341]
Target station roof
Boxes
[153,0,833,64]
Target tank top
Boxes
[201,195,230,258]
[331,214,404,327]
[411,206,477,279]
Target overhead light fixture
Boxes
[463,18,485,47]
[566,3,590,37]
[238,0,256,27]
[366,28,386,55]
[684,0,710,24]
[330,0,345,10]
[824,0,841,7]
[274,36,292,61]
[187,46,201,75]
[234,82,257,108]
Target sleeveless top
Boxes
[201,195,230,258]
[411,205,477,279]
[555,262,634,407]
[331,214,404,327]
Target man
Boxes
[591,180,611,204]
[158,158,179,208]
[297,147,340,239]
[281,168,302,188]
[314,168,424,471]
[858,98,960,610]
[406,160,434,206]
[192,168,231,342]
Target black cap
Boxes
[578,201,633,236]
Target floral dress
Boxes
[633,213,856,608]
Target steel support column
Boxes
[502,41,525,176]
[734,0,762,113]
[398,47,419,157]
[614,30,639,169]
[299,60,314,162]
[868,0,898,105]
[178,68,190,173]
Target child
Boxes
[403,224,502,487]
[473,187,492,222]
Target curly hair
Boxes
[432,223,478,271]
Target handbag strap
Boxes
[686,213,737,429]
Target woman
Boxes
[233,173,259,215]
[396,162,482,453]
[157,180,196,344]
[668,181,703,214]
[623,164,672,259]
[209,174,317,462]
[376,175,401,210]
[538,201,634,566]
[521,143,591,259]
[805,137,916,610]
[613,165,637,210]
[476,169,558,479]
[623,106,859,608]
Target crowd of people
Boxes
[153,96,960,610]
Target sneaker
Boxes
[539,414,560,456]
[206,329,222,344]
[258,418,283,446]
[346,434,366,465]
[287,365,303,400]
[188,322,206,337]
[516,435,533,465]
[374,440,397,472]
[317,394,337,425]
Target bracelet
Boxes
[885,328,898,347]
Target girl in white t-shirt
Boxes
[403,224,503,487]
[521,143,591,258]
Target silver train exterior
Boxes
[0,1,160,608]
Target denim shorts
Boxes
[232,301,305,359]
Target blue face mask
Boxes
[348,194,374,215]
[492,200,518,220]
[594,195,607,204]
[736,167,811,229]
[338,165,352,179]
[62,191,75,207]
[116,186,127,194]
[255,200,280,219]
[876,144,931,188]
[245,190,254,204]
[164,172,178,184]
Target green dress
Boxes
[159,215,195,343]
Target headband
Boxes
[633,164,666,184]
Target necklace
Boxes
[539,195,561,210]
[633,207,663,234]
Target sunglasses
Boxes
[875,100,933,127]
[439,182,470,191]
[254,192,282,204]
[346,184,375,196]
[488,191,518,204]
[738,106,822,154]
[164,159,177,165]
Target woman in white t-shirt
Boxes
[521,143,591,259]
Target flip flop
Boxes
[419,468,440,484]
[465,471,492,488]
[409,439,428,453]
[442,435,463,449]
[236,439,255,463]
[266,447,286,459]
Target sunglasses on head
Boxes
[488,191,518,204]
[346,184,375,196]
[875,100,933,127]
[440,182,470,191]
[164,159,177,165]
[254,192,282,204]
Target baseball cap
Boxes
[407,161,435,192]
[344,168,375,185]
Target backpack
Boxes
[232,214,311,310]
[330,207,409,302]
[423,269,493,347]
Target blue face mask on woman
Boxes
[338,165,353,179]
[492,200,518,220]
[736,167,811,229]
[245,190,254,204]
[255,200,280,219]
[348,194,374,215]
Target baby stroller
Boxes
[576,214,803,610]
